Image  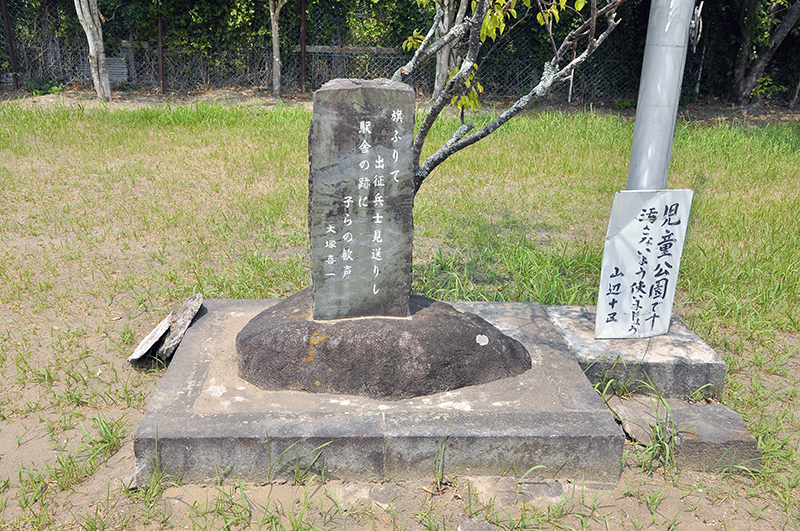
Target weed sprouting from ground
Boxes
[78,413,128,463]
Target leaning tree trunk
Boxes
[433,0,468,100]
[74,0,110,101]
[732,0,800,105]
[269,0,288,97]
[433,1,453,99]
[791,75,800,109]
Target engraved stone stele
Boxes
[236,78,532,400]
[308,78,414,320]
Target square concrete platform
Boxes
[134,300,624,486]
[545,306,727,399]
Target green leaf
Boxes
[402,28,424,52]
[575,0,585,10]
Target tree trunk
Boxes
[731,33,751,100]
[433,0,468,100]
[269,0,288,97]
[434,45,452,100]
[74,0,111,101]
[433,1,453,99]
[732,0,800,105]
[791,75,800,109]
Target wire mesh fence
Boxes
[1,0,644,104]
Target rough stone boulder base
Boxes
[236,288,532,400]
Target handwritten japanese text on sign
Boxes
[595,190,693,339]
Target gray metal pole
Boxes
[626,0,695,190]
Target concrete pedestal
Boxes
[545,306,727,399]
[134,300,624,486]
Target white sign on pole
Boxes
[595,190,693,339]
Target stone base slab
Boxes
[134,300,624,486]
[606,396,761,471]
[545,306,727,399]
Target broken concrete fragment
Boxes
[605,395,669,446]
[156,293,203,360]
[128,312,173,362]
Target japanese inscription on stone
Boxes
[309,79,414,320]
[595,190,693,338]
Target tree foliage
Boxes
[7,0,799,105]
[730,0,800,104]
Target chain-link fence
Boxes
[1,0,647,104]
[1,0,87,87]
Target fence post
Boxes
[1,0,19,89]
[300,0,306,90]
[158,4,164,94]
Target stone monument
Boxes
[236,79,531,400]
[133,79,751,487]
[308,78,414,320]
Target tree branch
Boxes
[391,8,443,82]
[765,0,800,52]
[455,0,469,24]
[410,0,490,189]
[535,0,559,56]
[735,0,800,103]
[414,9,621,191]
[391,1,474,82]
[554,0,620,63]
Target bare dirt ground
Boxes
[1,86,798,530]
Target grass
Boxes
[0,97,798,528]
